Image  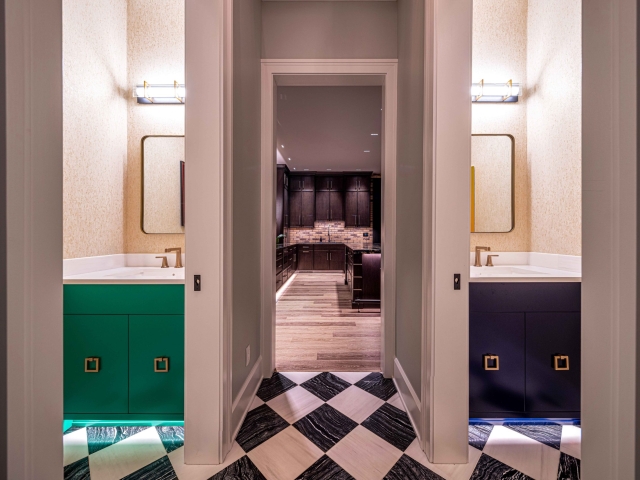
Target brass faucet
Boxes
[474,246,490,267]
[165,247,183,268]
[156,256,169,268]
[486,254,499,267]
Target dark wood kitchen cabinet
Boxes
[344,174,371,227]
[469,282,581,418]
[316,176,343,192]
[313,244,345,271]
[329,245,346,271]
[297,244,314,270]
[315,191,344,221]
[290,175,315,192]
[276,165,289,236]
[290,191,315,227]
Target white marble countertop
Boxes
[469,252,581,283]
[63,254,186,284]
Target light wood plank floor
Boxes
[276,272,381,372]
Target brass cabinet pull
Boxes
[85,357,100,373]
[154,357,170,373]
[554,355,570,371]
[483,354,499,371]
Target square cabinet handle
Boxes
[84,357,100,373]
[483,354,499,371]
[554,355,570,371]
[154,357,170,373]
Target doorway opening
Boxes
[260,61,398,379]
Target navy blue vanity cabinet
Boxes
[469,282,581,418]
[469,312,526,414]
[525,312,581,415]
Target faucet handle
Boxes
[156,256,169,268]
[486,254,499,267]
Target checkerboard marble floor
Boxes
[64,371,581,479]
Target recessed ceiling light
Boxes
[281,145,285,148]
[288,158,291,161]
[304,169,309,171]
[371,133,379,136]
[364,150,371,153]
[293,168,296,170]
[327,169,332,171]
[356,169,362,171]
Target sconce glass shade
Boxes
[471,80,521,103]
[133,82,186,104]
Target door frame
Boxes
[260,59,398,377]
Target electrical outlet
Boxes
[363,232,369,237]
[245,345,251,367]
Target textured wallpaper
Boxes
[527,0,582,255]
[125,0,186,254]
[63,0,128,259]
[471,0,530,252]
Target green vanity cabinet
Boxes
[63,284,185,420]
[129,315,185,414]
[64,315,129,414]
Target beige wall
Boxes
[63,0,128,259]
[125,0,185,253]
[527,0,581,255]
[470,0,529,252]
[262,1,397,59]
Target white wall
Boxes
[262,1,397,59]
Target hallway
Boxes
[276,272,381,372]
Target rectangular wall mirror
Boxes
[471,134,515,233]
[142,135,185,234]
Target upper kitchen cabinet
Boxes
[290,174,315,192]
[290,190,315,227]
[345,174,371,192]
[316,175,343,192]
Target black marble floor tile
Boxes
[256,372,297,402]
[354,373,397,401]
[64,425,83,436]
[384,454,445,480]
[470,454,533,480]
[86,426,149,455]
[236,404,289,452]
[156,426,185,454]
[361,403,416,452]
[210,455,267,480]
[504,422,563,450]
[122,455,178,480]
[64,456,90,480]
[557,452,580,480]
[296,455,355,480]
[293,404,358,452]
[300,372,351,402]
[469,423,494,450]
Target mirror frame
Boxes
[471,133,515,233]
[141,134,186,235]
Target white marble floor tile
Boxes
[168,441,245,479]
[405,438,482,480]
[267,386,324,424]
[248,396,264,412]
[88,427,166,480]
[327,425,402,480]
[386,393,406,412]
[331,371,371,384]
[247,426,323,480]
[483,425,561,480]
[64,427,89,467]
[327,386,385,424]
[280,372,322,384]
[560,425,581,460]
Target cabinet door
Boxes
[283,187,289,228]
[469,312,525,414]
[345,192,358,227]
[292,175,315,192]
[315,191,330,221]
[301,191,315,227]
[316,176,330,191]
[525,313,581,413]
[330,191,344,221]
[298,246,314,270]
[129,315,185,414]
[289,191,302,227]
[314,248,330,270]
[361,253,380,299]
[64,315,129,414]
[344,176,359,191]
[329,245,346,271]
[357,191,370,227]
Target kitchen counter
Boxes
[278,241,381,253]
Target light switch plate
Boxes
[245,345,251,367]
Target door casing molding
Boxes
[260,59,398,377]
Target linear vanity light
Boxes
[133,81,185,104]
[471,79,521,103]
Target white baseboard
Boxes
[394,357,422,443]
[231,356,263,440]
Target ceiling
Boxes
[276,86,383,174]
